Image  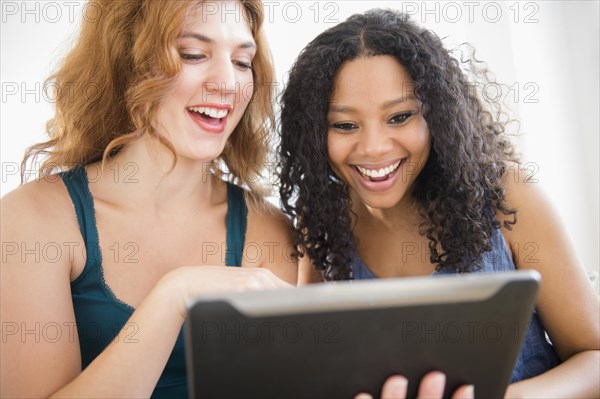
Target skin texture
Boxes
[1,3,297,398]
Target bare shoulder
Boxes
[246,196,293,239]
[499,163,599,360]
[498,163,551,242]
[5,176,63,220]
[2,176,83,272]
[244,195,298,285]
[3,175,77,228]
[499,162,576,266]
[502,162,546,205]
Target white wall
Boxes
[1,1,598,273]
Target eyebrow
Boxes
[329,95,417,114]
[178,32,256,49]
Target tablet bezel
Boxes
[185,270,540,399]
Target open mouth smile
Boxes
[187,105,231,133]
[355,160,402,182]
[349,159,405,192]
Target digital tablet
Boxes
[185,270,540,399]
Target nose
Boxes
[356,123,394,159]
[203,56,238,98]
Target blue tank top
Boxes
[60,167,247,398]
[351,228,561,383]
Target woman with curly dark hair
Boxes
[279,8,599,399]
[1,1,296,398]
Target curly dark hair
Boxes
[278,9,519,281]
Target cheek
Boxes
[415,132,431,156]
[408,122,431,157]
[326,134,342,165]
[153,109,176,144]
[172,67,199,98]
[326,134,354,180]
[238,74,254,104]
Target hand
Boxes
[355,371,474,399]
[158,265,294,319]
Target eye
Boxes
[233,60,254,72]
[179,53,206,62]
[388,112,414,125]
[330,122,358,132]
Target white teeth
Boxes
[356,161,401,179]
[188,106,229,119]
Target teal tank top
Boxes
[60,167,247,398]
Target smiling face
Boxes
[155,1,256,162]
[327,55,431,210]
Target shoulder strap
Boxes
[225,182,247,267]
[60,167,101,265]
[480,228,516,272]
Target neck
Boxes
[94,135,223,214]
[351,191,421,232]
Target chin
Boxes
[181,143,227,162]
[358,194,404,210]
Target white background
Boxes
[1,1,598,274]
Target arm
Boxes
[1,182,85,398]
[1,182,291,398]
[501,168,600,398]
[52,265,289,399]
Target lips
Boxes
[355,159,402,181]
[187,104,232,134]
[350,159,405,192]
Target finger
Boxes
[264,273,295,289]
[236,270,290,291]
[272,277,294,288]
[354,393,374,399]
[381,375,408,399]
[417,371,446,399]
[451,384,474,399]
[256,268,295,289]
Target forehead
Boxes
[331,56,415,100]
[182,1,254,39]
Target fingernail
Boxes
[354,393,373,399]
[389,376,408,393]
[382,375,409,398]
[463,385,475,398]
[430,372,446,391]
